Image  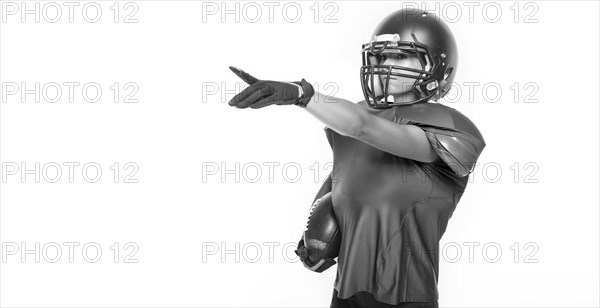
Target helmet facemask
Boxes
[360,34,442,109]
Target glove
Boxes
[295,238,337,273]
[227,66,314,109]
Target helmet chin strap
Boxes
[389,90,416,103]
[374,75,423,106]
[379,95,419,105]
[372,90,434,108]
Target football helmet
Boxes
[360,9,458,108]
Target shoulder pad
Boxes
[394,103,486,177]
[392,103,484,139]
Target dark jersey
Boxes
[327,101,485,304]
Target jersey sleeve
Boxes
[417,125,485,178]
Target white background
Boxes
[0,1,598,307]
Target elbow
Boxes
[345,113,367,139]
[345,119,365,139]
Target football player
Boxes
[228,8,486,308]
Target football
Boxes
[301,192,342,270]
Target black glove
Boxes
[228,66,314,109]
[295,238,337,273]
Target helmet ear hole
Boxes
[444,67,454,80]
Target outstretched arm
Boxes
[226,67,438,163]
[304,92,439,163]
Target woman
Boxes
[228,8,486,308]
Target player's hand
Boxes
[227,66,314,109]
[295,238,337,273]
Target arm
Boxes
[304,92,439,163]
[225,68,438,163]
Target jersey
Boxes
[326,101,485,305]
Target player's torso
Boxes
[327,102,459,211]
[327,101,478,302]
